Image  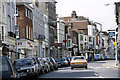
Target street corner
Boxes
[102,62,118,70]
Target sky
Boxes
[56,0,120,31]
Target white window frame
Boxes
[26,26,28,39]
[67,39,72,48]
[26,8,28,17]
[29,27,30,39]
[31,28,32,40]
[16,7,18,16]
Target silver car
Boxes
[13,58,37,77]
[38,58,50,74]
[43,57,54,71]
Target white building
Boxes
[30,4,45,58]
[0,0,17,62]
[30,3,49,58]
[57,18,65,58]
[0,0,7,56]
[43,14,49,58]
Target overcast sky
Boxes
[56,0,120,31]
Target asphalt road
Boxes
[38,60,119,78]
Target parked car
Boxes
[59,58,66,67]
[65,57,71,66]
[1,56,19,79]
[70,56,88,70]
[54,58,62,68]
[43,57,54,71]
[13,58,37,77]
[62,58,69,67]
[104,56,108,60]
[38,57,50,74]
[49,57,58,70]
[31,57,41,75]
[94,54,100,61]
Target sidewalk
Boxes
[102,61,119,70]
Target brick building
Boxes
[16,3,34,59]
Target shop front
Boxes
[17,39,34,59]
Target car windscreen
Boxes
[14,59,34,67]
[73,57,85,60]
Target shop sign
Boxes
[18,42,22,45]
[27,41,33,47]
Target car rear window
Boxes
[14,59,34,67]
[73,57,85,60]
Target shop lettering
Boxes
[27,42,33,47]
[18,42,22,45]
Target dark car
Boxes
[65,57,71,66]
[1,56,19,79]
[13,58,37,77]
[54,58,62,68]
[49,57,58,70]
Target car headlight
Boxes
[27,69,30,72]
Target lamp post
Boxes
[14,0,18,59]
[115,30,118,66]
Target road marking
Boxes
[99,76,104,78]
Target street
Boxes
[38,60,119,78]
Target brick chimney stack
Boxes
[71,10,77,18]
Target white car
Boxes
[70,56,88,70]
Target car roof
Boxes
[14,57,33,61]
[72,56,85,57]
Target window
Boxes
[89,44,93,49]
[26,26,28,38]
[25,8,28,17]
[16,7,18,16]
[89,37,92,42]
[0,33,1,40]
[3,4,5,17]
[31,28,33,40]
[80,35,83,41]
[28,10,30,19]
[2,26,4,41]
[29,27,31,39]
[8,16,11,32]
[68,39,71,47]
[80,44,83,51]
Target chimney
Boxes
[71,11,77,18]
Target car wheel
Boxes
[46,68,49,73]
[56,67,58,70]
[71,67,73,70]
[85,66,87,69]
[42,69,44,74]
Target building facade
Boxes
[56,18,65,58]
[31,0,57,57]
[16,3,34,59]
